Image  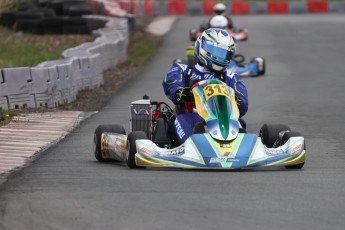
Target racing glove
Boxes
[235,94,241,107]
[176,87,193,103]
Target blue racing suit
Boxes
[163,63,248,143]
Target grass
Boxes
[124,30,161,67]
[0,25,159,69]
[0,109,17,126]
[0,26,93,68]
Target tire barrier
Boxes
[202,1,216,15]
[87,0,136,32]
[267,2,289,14]
[0,0,102,34]
[1,1,344,21]
[0,16,128,110]
[85,1,344,16]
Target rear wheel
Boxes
[281,131,305,169]
[93,124,126,162]
[126,131,148,168]
[192,122,205,134]
[259,124,291,148]
[251,57,266,75]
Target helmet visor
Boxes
[202,41,233,61]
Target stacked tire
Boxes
[0,12,16,28]
[1,0,93,35]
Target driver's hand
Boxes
[235,94,241,107]
[177,87,193,102]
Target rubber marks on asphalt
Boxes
[0,111,85,175]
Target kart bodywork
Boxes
[135,134,305,169]
[98,131,305,169]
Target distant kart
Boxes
[184,45,266,77]
[190,26,248,42]
[93,79,305,170]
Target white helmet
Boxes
[213,3,227,15]
[209,15,228,29]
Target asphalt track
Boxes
[1,15,345,230]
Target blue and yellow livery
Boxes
[93,79,305,170]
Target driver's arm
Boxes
[225,72,248,117]
[162,63,188,105]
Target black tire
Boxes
[281,131,305,169]
[64,6,92,17]
[192,122,205,134]
[259,124,291,148]
[63,25,89,34]
[17,3,37,12]
[16,11,45,20]
[126,131,148,169]
[239,118,247,129]
[251,57,266,75]
[233,54,245,65]
[42,16,63,34]
[63,17,88,26]
[0,12,16,28]
[93,124,126,162]
[82,17,107,31]
[259,58,266,75]
[15,19,43,34]
[47,1,64,15]
[30,7,57,17]
[62,17,89,34]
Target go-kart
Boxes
[93,79,305,170]
[190,25,248,42]
[184,45,266,77]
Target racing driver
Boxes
[209,3,234,29]
[162,28,248,144]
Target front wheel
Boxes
[259,124,291,148]
[281,131,305,169]
[126,131,148,168]
[93,124,126,162]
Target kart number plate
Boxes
[203,84,230,101]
